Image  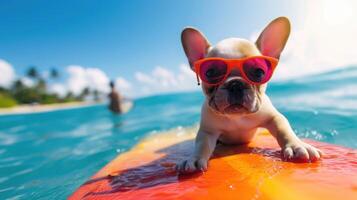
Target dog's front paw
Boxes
[176,158,208,174]
[282,141,323,162]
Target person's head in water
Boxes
[109,80,115,89]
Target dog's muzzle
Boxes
[225,79,248,105]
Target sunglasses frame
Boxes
[194,55,278,86]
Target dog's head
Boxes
[181,17,290,115]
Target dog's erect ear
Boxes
[256,17,290,59]
[181,27,210,69]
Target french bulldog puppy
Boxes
[177,17,322,174]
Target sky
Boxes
[0,0,356,97]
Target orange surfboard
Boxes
[69,127,357,200]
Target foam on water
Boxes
[0,66,356,199]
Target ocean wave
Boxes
[0,65,356,200]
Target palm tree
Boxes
[27,66,38,79]
[37,78,46,93]
[78,87,90,100]
[50,68,59,79]
[13,79,24,90]
[92,89,100,102]
[64,91,75,102]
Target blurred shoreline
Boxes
[0,101,100,116]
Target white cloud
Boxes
[152,66,177,87]
[86,68,110,92]
[115,77,131,90]
[49,83,67,97]
[0,59,16,88]
[251,0,357,81]
[66,66,87,95]
[134,64,197,96]
[114,77,132,96]
[135,72,155,84]
[20,77,35,87]
[0,60,196,98]
[46,65,115,98]
[177,64,198,89]
[45,66,134,98]
[67,65,110,95]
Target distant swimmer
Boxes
[108,81,122,114]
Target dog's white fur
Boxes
[177,17,322,174]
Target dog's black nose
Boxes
[226,80,246,105]
[227,80,245,94]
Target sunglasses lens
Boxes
[243,58,272,84]
[200,60,228,85]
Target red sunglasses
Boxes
[193,56,278,86]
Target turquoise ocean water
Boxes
[0,67,356,199]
